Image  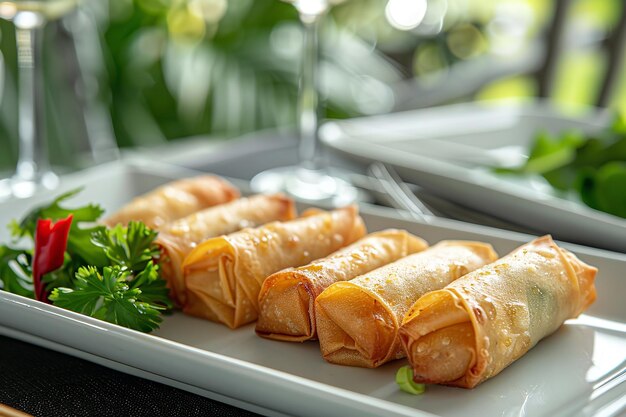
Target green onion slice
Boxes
[395,365,426,395]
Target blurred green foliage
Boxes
[105,0,301,147]
[0,0,625,174]
[478,0,625,112]
[497,114,626,218]
[0,0,405,172]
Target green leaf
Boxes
[130,261,173,310]
[523,130,584,175]
[610,113,626,135]
[8,220,23,240]
[66,223,109,268]
[50,266,164,332]
[50,266,107,315]
[91,221,160,272]
[577,167,598,209]
[11,188,109,267]
[103,296,163,333]
[0,245,33,298]
[574,136,615,168]
[13,188,103,238]
[584,162,626,218]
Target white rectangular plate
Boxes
[320,101,626,253]
[0,160,625,417]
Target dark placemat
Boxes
[0,335,260,417]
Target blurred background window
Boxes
[0,0,624,173]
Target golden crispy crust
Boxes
[157,194,296,306]
[400,235,597,388]
[182,205,366,328]
[255,229,428,342]
[104,175,239,229]
[315,241,498,368]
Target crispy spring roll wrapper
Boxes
[182,205,366,329]
[104,175,239,229]
[157,194,296,306]
[255,230,429,342]
[399,235,597,389]
[315,241,497,368]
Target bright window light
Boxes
[385,0,427,31]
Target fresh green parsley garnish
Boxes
[396,366,426,395]
[0,190,172,332]
[91,222,160,272]
[50,266,165,333]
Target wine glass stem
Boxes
[15,23,47,182]
[298,13,322,172]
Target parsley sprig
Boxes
[1,190,172,332]
[91,222,160,272]
[50,266,165,333]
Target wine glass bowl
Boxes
[0,0,78,21]
[250,0,359,206]
[0,0,79,200]
[251,165,358,206]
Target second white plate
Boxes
[320,101,626,252]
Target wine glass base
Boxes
[250,166,360,207]
[0,178,11,201]
[10,170,59,199]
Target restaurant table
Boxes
[0,335,257,417]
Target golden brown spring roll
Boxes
[399,235,597,389]
[315,241,497,368]
[104,175,239,229]
[182,205,366,328]
[255,230,429,342]
[157,194,296,307]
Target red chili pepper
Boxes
[32,215,73,303]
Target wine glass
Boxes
[250,0,359,206]
[0,0,79,199]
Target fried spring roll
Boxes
[104,175,239,229]
[157,194,296,306]
[255,230,429,342]
[399,235,597,389]
[182,205,366,328]
[315,241,497,368]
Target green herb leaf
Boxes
[50,265,111,315]
[11,188,108,267]
[91,221,160,272]
[12,188,102,238]
[3,188,172,333]
[0,245,33,297]
[130,261,173,310]
[50,266,164,332]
